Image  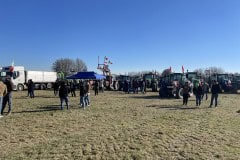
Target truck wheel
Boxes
[40,84,46,90]
[17,84,24,91]
[47,83,52,89]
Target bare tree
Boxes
[208,67,225,75]
[52,58,87,76]
[75,58,87,72]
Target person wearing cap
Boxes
[1,77,14,115]
[0,80,7,117]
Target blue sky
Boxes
[0,0,240,74]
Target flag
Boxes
[10,60,14,72]
[182,65,184,73]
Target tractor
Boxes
[159,72,201,98]
[209,74,233,93]
[143,72,159,92]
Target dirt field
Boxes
[0,90,240,159]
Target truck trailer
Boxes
[0,66,57,91]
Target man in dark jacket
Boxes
[1,77,14,115]
[59,81,69,110]
[209,80,221,107]
[79,81,86,109]
[28,79,35,98]
[195,83,203,106]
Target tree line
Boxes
[52,58,87,76]
[52,58,239,77]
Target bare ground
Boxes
[0,90,240,159]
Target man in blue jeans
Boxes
[84,80,90,106]
[0,80,7,117]
[1,77,13,115]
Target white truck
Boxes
[0,66,58,91]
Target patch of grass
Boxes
[0,90,240,159]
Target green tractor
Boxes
[143,72,159,92]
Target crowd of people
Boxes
[0,76,223,118]
[55,80,92,110]
[182,80,221,107]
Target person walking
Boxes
[209,80,221,107]
[0,80,7,118]
[59,81,69,110]
[202,82,209,100]
[79,81,86,109]
[85,80,91,106]
[2,77,14,115]
[195,83,203,106]
[182,82,190,105]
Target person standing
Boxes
[2,77,14,115]
[209,80,221,107]
[0,81,7,117]
[70,81,76,97]
[28,79,35,98]
[202,82,209,100]
[182,82,190,105]
[94,80,99,96]
[59,81,69,110]
[99,80,104,93]
[195,83,203,106]
[53,81,59,96]
[142,80,146,94]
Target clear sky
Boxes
[0,0,240,74]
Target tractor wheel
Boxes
[178,88,183,99]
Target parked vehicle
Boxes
[0,66,58,91]
[159,72,201,98]
[143,72,159,91]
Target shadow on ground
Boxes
[130,95,176,100]
[146,104,205,110]
[12,105,61,114]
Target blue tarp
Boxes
[66,71,106,80]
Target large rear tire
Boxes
[178,88,183,99]
[17,84,24,91]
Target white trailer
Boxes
[0,66,57,91]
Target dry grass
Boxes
[0,90,240,159]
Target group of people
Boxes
[0,77,13,118]
[122,79,147,94]
[0,76,223,118]
[57,80,91,110]
[182,80,221,107]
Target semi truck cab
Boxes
[0,66,25,90]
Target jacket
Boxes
[0,81,7,97]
